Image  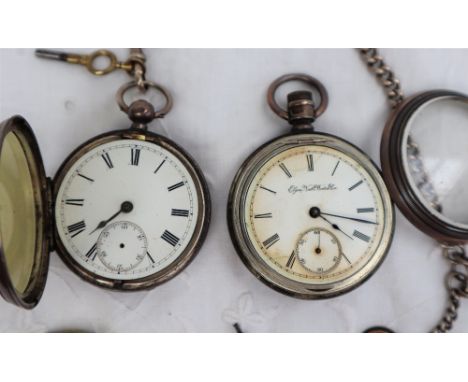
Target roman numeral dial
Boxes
[55,139,201,283]
[242,144,387,290]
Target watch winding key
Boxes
[228,73,394,299]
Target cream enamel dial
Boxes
[229,134,394,298]
[54,135,208,289]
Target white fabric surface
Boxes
[1,48,468,332]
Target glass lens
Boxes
[402,96,468,228]
[0,132,37,293]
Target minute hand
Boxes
[321,212,378,225]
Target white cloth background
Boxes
[1,48,467,332]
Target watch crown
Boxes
[287,91,316,129]
[127,99,156,130]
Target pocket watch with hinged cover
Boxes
[0,49,210,309]
[228,74,394,299]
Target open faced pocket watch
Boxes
[0,49,210,309]
[228,74,394,299]
[360,49,468,332]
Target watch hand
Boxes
[319,215,354,240]
[309,206,354,240]
[89,201,133,235]
[321,212,377,225]
[315,230,321,254]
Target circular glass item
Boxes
[54,130,210,290]
[228,133,394,298]
[382,91,468,243]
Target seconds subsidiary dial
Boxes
[54,136,206,289]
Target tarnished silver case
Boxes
[227,132,394,299]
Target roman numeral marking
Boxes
[279,163,292,178]
[307,154,314,171]
[67,220,86,238]
[262,233,280,249]
[131,148,141,166]
[286,251,296,268]
[171,208,189,217]
[147,252,155,264]
[161,230,180,247]
[353,230,370,242]
[331,161,340,176]
[65,199,84,206]
[357,208,375,214]
[101,153,114,169]
[77,173,94,182]
[168,181,185,192]
[85,243,97,261]
[154,159,166,174]
[348,180,364,191]
[254,213,272,219]
[260,185,277,194]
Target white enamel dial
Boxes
[55,139,199,281]
[243,144,387,286]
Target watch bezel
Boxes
[381,90,468,244]
[228,131,395,299]
[53,128,211,291]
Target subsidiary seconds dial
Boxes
[54,138,200,284]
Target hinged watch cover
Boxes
[0,115,51,309]
[381,90,468,244]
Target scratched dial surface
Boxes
[243,145,387,285]
[55,139,199,281]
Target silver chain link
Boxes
[359,48,404,108]
[432,246,468,332]
[358,48,468,332]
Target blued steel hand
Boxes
[309,207,353,240]
[319,215,354,240]
[321,212,377,225]
[89,201,133,235]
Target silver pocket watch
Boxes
[0,49,210,309]
[228,73,394,299]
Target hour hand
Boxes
[309,206,353,240]
[89,201,133,235]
